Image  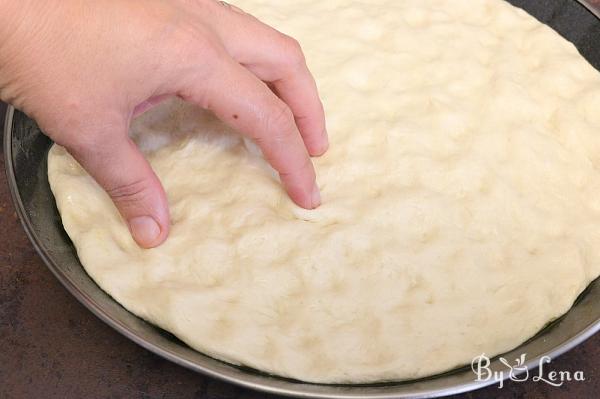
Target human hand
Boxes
[0,0,328,248]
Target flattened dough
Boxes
[49,0,600,383]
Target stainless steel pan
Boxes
[579,0,600,18]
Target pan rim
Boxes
[4,105,600,398]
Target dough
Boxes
[48,0,600,383]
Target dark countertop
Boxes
[3,1,600,397]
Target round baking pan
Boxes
[5,1,600,397]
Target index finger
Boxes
[182,58,320,209]
[211,2,329,156]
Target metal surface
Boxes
[578,0,600,18]
[5,1,600,398]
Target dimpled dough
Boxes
[48,0,600,383]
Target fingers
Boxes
[211,3,329,156]
[181,58,320,209]
[66,121,170,248]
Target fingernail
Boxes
[311,183,321,208]
[129,216,161,247]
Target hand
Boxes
[0,0,328,248]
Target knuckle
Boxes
[280,153,312,178]
[265,101,296,138]
[278,34,306,70]
[169,23,225,70]
[174,35,227,104]
[106,178,151,205]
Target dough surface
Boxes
[49,0,600,383]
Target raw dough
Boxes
[48,0,600,383]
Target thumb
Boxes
[67,128,170,248]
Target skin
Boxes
[0,0,328,248]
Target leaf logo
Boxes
[499,354,529,382]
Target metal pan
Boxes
[580,0,600,19]
[4,1,600,397]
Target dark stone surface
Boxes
[3,1,600,398]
